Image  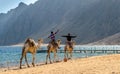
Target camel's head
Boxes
[38,38,43,44]
[57,39,61,43]
[72,40,76,46]
[57,39,61,45]
[24,38,36,47]
[25,38,31,44]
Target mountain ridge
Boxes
[0,0,120,45]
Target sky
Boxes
[0,0,38,13]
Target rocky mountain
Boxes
[88,33,120,45]
[0,0,120,45]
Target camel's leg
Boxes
[53,51,57,62]
[55,50,59,61]
[46,51,52,64]
[67,50,69,59]
[46,54,48,64]
[32,54,35,67]
[64,46,68,59]
[25,54,30,68]
[46,47,49,64]
[64,49,67,59]
[70,51,72,59]
[46,50,49,64]
[49,52,52,64]
[20,48,25,69]
[20,55,24,69]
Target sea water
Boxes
[0,45,120,68]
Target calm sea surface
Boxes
[0,45,120,68]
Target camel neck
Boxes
[37,42,42,48]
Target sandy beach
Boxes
[1,54,120,74]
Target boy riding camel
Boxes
[48,30,59,46]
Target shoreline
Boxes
[1,54,120,74]
[8,44,120,47]
[10,44,66,47]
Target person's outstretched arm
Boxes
[48,34,52,38]
[71,36,77,38]
[54,29,59,34]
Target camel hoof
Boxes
[20,67,22,69]
[56,60,60,62]
[68,58,71,60]
[32,63,35,67]
[50,62,52,64]
[27,65,30,68]
[45,62,47,64]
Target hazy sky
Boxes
[0,0,38,13]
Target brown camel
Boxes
[46,39,61,64]
[64,40,75,59]
[20,38,43,69]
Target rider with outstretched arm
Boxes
[48,29,59,45]
[62,33,76,48]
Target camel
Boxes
[20,38,43,69]
[64,40,75,60]
[46,39,61,64]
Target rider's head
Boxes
[51,31,53,34]
[68,33,70,36]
